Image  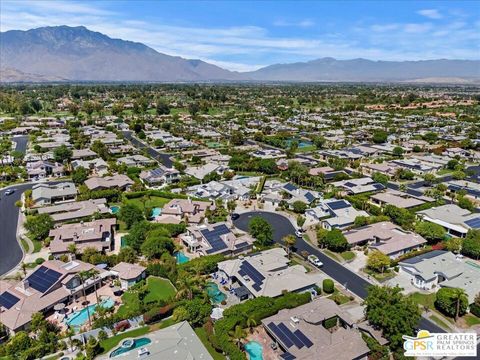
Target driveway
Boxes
[233,211,446,335]
[13,135,28,154]
[122,131,174,168]
[0,183,33,275]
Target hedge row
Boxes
[124,189,188,200]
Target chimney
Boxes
[23,280,29,290]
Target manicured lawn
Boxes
[20,238,30,252]
[100,326,149,354]
[328,288,352,305]
[32,239,42,253]
[340,251,355,261]
[323,249,343,262]
[195,327,226,360]
[464,313,480,327]
[296,145,316,153]
[409,292,436,309]
[429,314,451,330]
[124,196,171,211]
[116,277,176,318]
[144,277,177,303]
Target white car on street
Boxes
[307,254,323,268]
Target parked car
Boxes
[295,229,303,238]
[307,254,323,268]
[231,213,240,220]
[4,189,15,196]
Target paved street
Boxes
[0,183,33,275]
[13,135,28,154]
[233,211,447,335]
[122,130,174,168]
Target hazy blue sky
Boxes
[1,0,479,71]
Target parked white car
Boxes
[307,254,323,267]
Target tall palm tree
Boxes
[78,270,93,327]
[229,325,245,349]
[282,234,297,257]
[452,288,467,322]
[246,316,257,334]
[175,276,200,300]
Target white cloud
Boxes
[417,9,443,19]
[273,19,315,28]
[1,1,478,71]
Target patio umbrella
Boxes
[54,303,66,311]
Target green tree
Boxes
[372,130,388,144]
[53,144,73,163]
[322,279,334,294]
[452,170,466,180]
[119,203,145,229]
[462,229,480,259]
[367,251,390,273]
[124,220,149,251]
[141,236,174,259]
[444,237,462,253]
[372,172,389,186]
[24,213,53,241]
[414,221,445,243]
[392,146,404,157]
[384,205,414,229]
[229,325,246,348]
[85,336,101,360]
[435,288,468,321]
[230,130,245,146]
[282,234,297,257]
[117,246,137,263]
[72,166,89,185]
[248,216,273,246]
[91,140,109,160]
[364,285,420,349]
[292,200,307,214]
[318,228,349,252]
[156,99,170,115]
[458,196,475,211]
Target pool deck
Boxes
[245,327,279,360]
[46,283,122,332]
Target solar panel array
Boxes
[27,266,62,293]
[465,217,480,229]
[234,241,249,249]
[267,322,314,349]
[304,192,315,203]
[373,183,385,190]
[238,260,264,292]
[328,200,350,210]
[150,168,166,177]
[202,224,230,254]
[280,352,296,360]
[284,183,298,192]
[344,181,356,188]
[0,292,20,309]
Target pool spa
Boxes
[65,297,115,328]
[109,337,152,358]
[245,341,263,360]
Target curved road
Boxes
[0,183,33,275]
[233,211,445,335]
[122,131,174,168]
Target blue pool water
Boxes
[175,251,189,264]
[109,337,152,358]
[151,207,162,217]
[245,341,263,360]
[206,282,226,304]
[66,297,115,328]
[285,138,313,148]
[110,206,120,214]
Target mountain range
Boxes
[1,26,479,83]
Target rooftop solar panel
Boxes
[344,182,356,188]
[201,224,230,254]
[234,241,249,249]
[284,183,298,192]
[328,200,350,210]
[278,323,304,349]
[373,183,385,190]
[465,217,480,229]
[280,353,296,360]
[268,323,294,348]
[294,329,314,348]
[305,192,315,203]
[0,292,20,309]
[27,266,62,293]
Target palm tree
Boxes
[246,316,257,334]
[78,270,93,327]
[175,276,200,300]
[67,243,77,260]
[229,325,245,349]
[89,269,100,306]
[20,262,27,278]
[282,234,297,257]
[452,288,467,322]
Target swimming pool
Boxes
[110,206,120,214]
[109,337,152,358]
[245,341,263,360]
[66,297,115,328]
[285,138,313,149]
[175,251,189,264]
[151,207,162,217]
[206,282,226,304]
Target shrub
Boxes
[435,288,468,318]
[143,304,174,324]
[114,320,131,332]
[35,257,45,265]
[324,316,338,329]
[323,279,334,294]
[470,303,480,318]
